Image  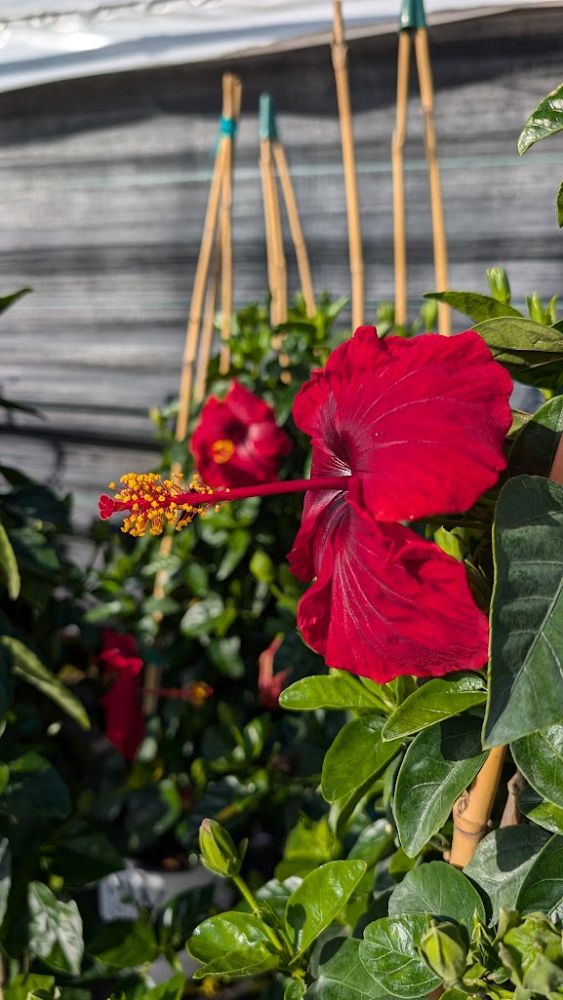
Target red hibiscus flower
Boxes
[98,630,145,760]
[190,380,292,488]
[99,328,512,683]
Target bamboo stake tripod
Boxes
[142,73,241,714]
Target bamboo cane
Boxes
[449,435,563,865]
[331,0,364,329]
[392,30,411,330]
[414,28,451,335]
[273,141,316,317]
[194,237,221,406]
[219,73,241,376]
[259,94,287,327]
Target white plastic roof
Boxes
[0,0,556,93]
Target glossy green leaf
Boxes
[518,83,563,154]
[382,675,486,741]
[0,522,20,600]
[88,920,159,968]
[516,834,563,917]
[0,636,90,729]
[509,395,563,478]
[394,716,486,857]
[285,860,366,958]
[275,816,339,880]
[28,881,84,975]
[511,723,563,808]
[359,914,441,999]
[348,819,395,867]
[474,317,563,389]
[389,861,485,929]
[306,937,387,999]
[484,476,563,746]
[519,785,563,835]
[464,826,549,923]
[557,179,563,228]
[280,673,384,712]
[192,942,280,980]
[322,715,402,803]
[50,826,124,887]
[188,910,275,964]
[424,291,521,323]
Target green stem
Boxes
[233,874,285,953]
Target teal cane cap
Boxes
[259,92,278,141]
[399,0,426,30]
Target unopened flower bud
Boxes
[486,267,511,304]
[199,818,242,877]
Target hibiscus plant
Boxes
[0,87,562,1000]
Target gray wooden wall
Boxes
[0,5,562,537]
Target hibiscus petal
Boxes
[293,327,513,521]
[295,501,488,682]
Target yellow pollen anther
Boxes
[211,438,235,464]
[107,471,214,537]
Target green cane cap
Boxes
[399,0,426,30]
[259,92,278,141]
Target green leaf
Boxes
[88,919,159,969]
[4,976,56,1000]
[28,881,84,975]
[208,636,244,679]
[280,673,385,712]
[382,675,486,741]
[518,83,563,154]
[516,834,563,917]
[424,291,521,323]
[50,825,124,887]
[158,885,215,952]
[285,860,367,959]
[306,937,387,999]
[388,861,485,929]
[0,522,20,600]
[322,715,402,803]
[484,476,563,746]
[145,976,185,1000]
[511,723,563,808]
[359,914,441,999]
[0,636,90,730]
[557,179,563,228]
[0,286,31,315]
[348,819,395,866]
[252,876,302,923]
[275,816,339,880]
[188,910,276,964]
[474,317,563,390]
[464,826,550,923]
[394,716,486,857]
[193,943,280,980]
[519,785,563,835]
[216,528,250,581]
[509,395,563,478]
[180,592,224,637]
